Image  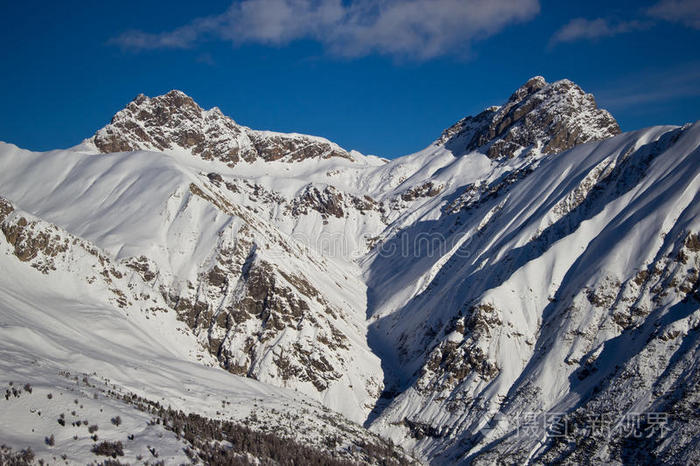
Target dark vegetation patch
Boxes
[105,389,412,466]
[0,445,35,465]
[92,441,124,458]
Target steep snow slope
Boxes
[364,123,700,464]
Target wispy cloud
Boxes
[549,18,648,47]
[647,0,700,29]
[109,0,540,60]
[550,0,700,47]
[594,63,700,111]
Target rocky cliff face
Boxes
[91,90,352,165]
[438,76,621,159]
[160,179,384,421]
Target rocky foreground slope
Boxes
[0,77,697,464]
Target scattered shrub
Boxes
[0,445,34,464]
[91,441,124,458]
[101,460,128,466]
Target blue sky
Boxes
[1,0,699,158]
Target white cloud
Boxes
[110,0,540,60]
[549,18,647,46]
[647,0,700,29]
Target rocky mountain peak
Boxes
[438,76,621,159]
[91,90,352,165]
[507,75,547,103]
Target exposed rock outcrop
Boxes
[91,90,352,165]
[438,76,621,159]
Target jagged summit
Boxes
[438,76,621,159]
[90,89,353,165]
[508,75,547,101]
[91,78,619,167]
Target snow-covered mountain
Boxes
[0,76,697,464]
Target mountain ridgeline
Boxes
[0,76,697,464]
